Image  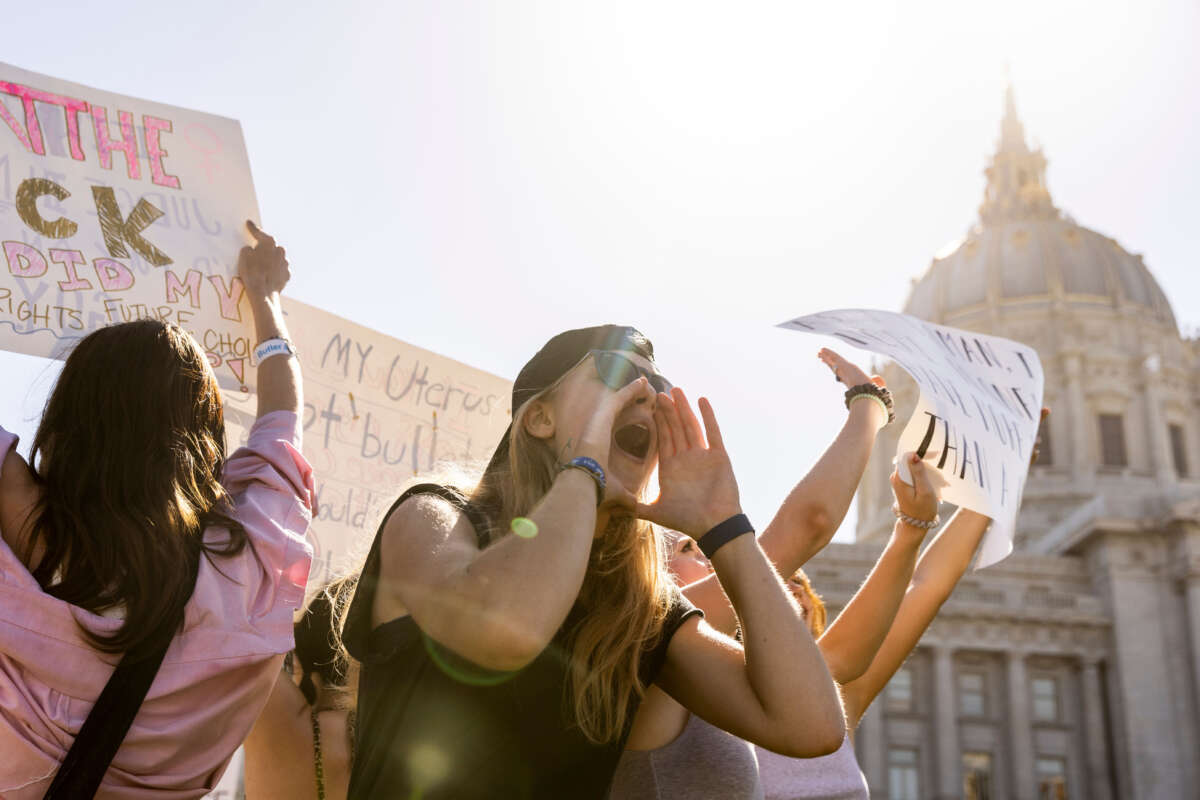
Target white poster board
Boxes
[0,61,259,390]
[0,63,516,587]
[780,309,1044,567]
[223,298,513,587]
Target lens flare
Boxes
[511,516,538,538]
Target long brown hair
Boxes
[469,382,673,744]
[25,320,247,661]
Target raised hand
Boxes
[890,453,939,523]
[636,388,741,537]
[818,348,884,389]
[238,220,291,300]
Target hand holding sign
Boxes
[891,453,940,524]
[780,309,1045,568]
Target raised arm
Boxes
[839,506,989,727]
[642,390,845,757]
[759,349,887,568]
[817,455,937,683]
[238,221,301,422]
[679,349,886,635]
[839,408,1048,727]
[375,377,655,672]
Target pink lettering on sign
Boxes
[91,107,141,181]
[4,241,48,278]
[208,274,245,321]
[143,115,181,190]
[0,92,35,153]
[226,357,245,385]
[93,258,135,292]
[0,82,88,160]
[48,249,92,291]
[164,268,203,308]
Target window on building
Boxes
[963,752,994,800]
[1169,424,1189,478]
[1036,757,1068,800]
[1031,676,1059,722]
[1035,416,1053,466]
[888,748,921,800]
[958,671,986,717]
[1098,414,1127,467]
[886,666,914,711]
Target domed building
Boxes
[808,88,1200,799]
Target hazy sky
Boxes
[2,1,1197,542]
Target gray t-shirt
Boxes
[609,714,764,800]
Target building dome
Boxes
[856,84,1199,550]
[903,87,1177,332]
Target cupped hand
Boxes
[818,348,884,389]
[576,376,656,512]
[238,220,291,300]
[890,452,939,523]
[635,388,741,538]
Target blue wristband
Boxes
[698,513,754,559]
[560,456,606,507]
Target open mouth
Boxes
[613,423,651,461]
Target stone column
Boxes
[1080,657,1114,800]
[932,645,960,800]
[1005,651,1036,800]
[857,702,886,795]
[1180,527,1200,708]
[1062,353,1090,480]
[1140,361,1175,481]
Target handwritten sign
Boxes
[0,61,259,391]
[780,309,1044,567]
[223,298,513,587]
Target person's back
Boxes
[0,223,313,798]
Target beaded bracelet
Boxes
[844,383,895,424]
[892,503,941,530]
[849,393,890,422]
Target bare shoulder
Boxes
[371,491,485,626]
[380,492,479,560]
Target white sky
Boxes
[2,1,1197,542]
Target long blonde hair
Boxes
[468,384,674,744]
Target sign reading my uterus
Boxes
[222,298,513,586]
[0,61,259,389]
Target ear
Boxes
[522,398,556,441]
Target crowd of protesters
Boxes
[0,223,1046,798]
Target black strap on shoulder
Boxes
[344,484,491,663]
[379,483,490,548]
[43,563,200,798]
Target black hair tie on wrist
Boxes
[698,513,754,559]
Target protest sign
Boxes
[223,298,513,586]
[780,309,1044,568]
[0,61,259,391]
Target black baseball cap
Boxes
[486,325,655,473]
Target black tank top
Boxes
[342,484,700,800]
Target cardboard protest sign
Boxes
[223,298,513,587]
[780,309,1044,568]
[0,62,259,390]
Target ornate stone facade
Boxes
[808,88,1200,799]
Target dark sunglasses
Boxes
[588,349,673,394]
